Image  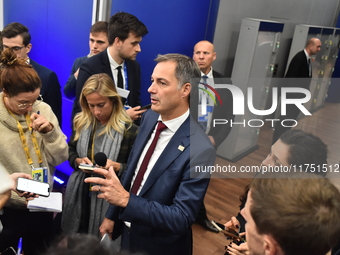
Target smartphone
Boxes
[140,104,152,110]
[79,163,96,171]
[16,178,50,197]
[211,220,245,243]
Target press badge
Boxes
[198,105,213,122]
[32,167,48,183]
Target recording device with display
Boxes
[16,178,50,197]
[78,152,107,171]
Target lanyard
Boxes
[123,64,129,106]
[8,110,43,168]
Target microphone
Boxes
[94,152,107,167]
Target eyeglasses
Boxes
[17,95,44,109]
[1,45,25,54]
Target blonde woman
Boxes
[62,73,138,237]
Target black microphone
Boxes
[94,152,107,167]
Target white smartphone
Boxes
[16,177,50,197]
[79,163,96,171]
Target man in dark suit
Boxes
[1,22,62,125]
[64,21,109,99]
[85,54,216,255]
[192,40,234,232]
[272,38,321,144]
[73,12,148,121]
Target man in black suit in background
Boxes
[73,12,148,121]
[192,40,234,232]
[272,38,321,144]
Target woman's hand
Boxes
[10,173,39,201]
[226,241,249,255]
[75,157,94,173]
[224,216,240,235]
[105,159,120,172]
[30,112,53,133]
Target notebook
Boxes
[27,192,62,212]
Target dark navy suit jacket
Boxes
[30,59,62,125]
[64,56,87,99]
[72,50,141,119]
[106,109,216,255]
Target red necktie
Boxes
[130,121,167,194]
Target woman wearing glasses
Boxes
[0,49,68,255]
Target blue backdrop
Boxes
[3,0,220,176]
[110,0,220,106]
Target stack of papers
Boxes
[27,192,62,212]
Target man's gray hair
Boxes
[155,53,201,89]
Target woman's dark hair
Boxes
[0,49,41,97]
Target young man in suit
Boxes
[1,22,62,125]
[64,21,109,99]
[272,38,321,144]
[73,12,148,121]
[192,40,234,232]
[85,54,216,255]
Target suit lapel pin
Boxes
[178,145,185,151]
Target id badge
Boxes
[198,105,213,122]
[32,167,48,183]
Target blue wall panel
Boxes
[3,0,219,176]
[4,0,93,176]
[111,0,220,105]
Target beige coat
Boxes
[0,93,68,208]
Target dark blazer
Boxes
[209,70,234,148]
[106,110,216,255]
[72,50,141,118]
[64,56,87,99]
[285,50,312,90]
[30,59,62,125]
[272,50,312,144]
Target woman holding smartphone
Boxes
[62,73,138,237]
[0,49,68,255]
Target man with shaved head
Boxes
[272,37,322,144]
[192,40,234,232]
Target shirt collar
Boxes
[200,67,213,79]
[304,49,310,60]
[107,48,125,69]
[157,109,189,133]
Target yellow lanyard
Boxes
[90,122,97,163]
[8,110,43,168]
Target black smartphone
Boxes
[140,104,152,110]
[16,178,50,197]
